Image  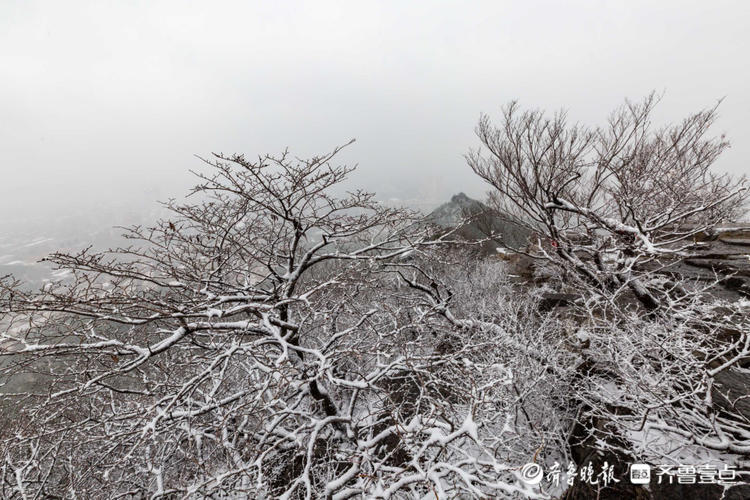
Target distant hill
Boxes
[427,193,531,253]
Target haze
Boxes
[1,0,748,230]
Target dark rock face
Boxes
[680,228,750,299]
[426,193,531,252]
[562,426,649,500]
[643,480,749,500]
[726,484,750,499]
[538,293,578,311]
[713,367,750,422]
[648,482,724,500]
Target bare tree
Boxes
[2,97,748,499]
[0,145,553,498]
[467,93,747,312]
[467,95,750,496]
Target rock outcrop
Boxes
[426,193,530,253]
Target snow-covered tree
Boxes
[2,96,748,499]
[0,145,556,498]
[467,93,747,312]
[467,95,750,496]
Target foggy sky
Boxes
[1,1,749,226]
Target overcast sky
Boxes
[1,0,748,225]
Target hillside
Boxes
[427,192,531,253]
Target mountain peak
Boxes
[451,192,471,204]
[428,193,531,251]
